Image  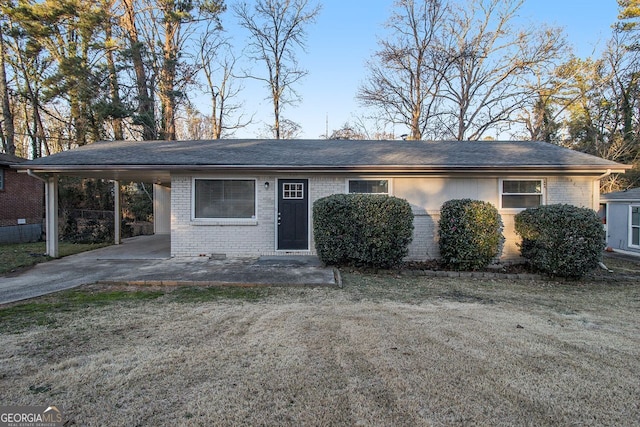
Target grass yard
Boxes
[0,241,110,274]
[0,256,639,426]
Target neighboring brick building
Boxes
[0,153,44,243]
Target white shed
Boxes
[601,188,640,255]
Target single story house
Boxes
[13,139,630,260]
[601,187,640,255]
[0,153,44,243]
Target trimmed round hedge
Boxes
[313,194,414,268]
[514,204,605,278]
[438,199,504,270]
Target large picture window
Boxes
[500,179,543,209]
[348,179,389,194]
[631,206,640,247]
[194,179,256,219]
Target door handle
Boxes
[277,212,281,226]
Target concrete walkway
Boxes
[0,235,337,305]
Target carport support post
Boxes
[45,175,59,258]
[114,180,121,245]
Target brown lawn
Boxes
[1,256,639,426]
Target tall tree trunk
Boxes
[14,50,48,157]
[0,31,15,155]
[159,3,178,141]
[121,0,156,140]
[104,1,123,140]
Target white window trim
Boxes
[499,178,545,212]
[629,204,640,248]
[345,178,392,195]
[191,177,258,225]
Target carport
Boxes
[16,166,171,258]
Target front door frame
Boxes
[276,178,310,251]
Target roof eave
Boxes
[14,164,630,175]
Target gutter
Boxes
[14,164,630,174]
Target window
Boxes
[193,179,256,220]
[631,206,640,247]
[500,179,543,209]
[0,169,4,190]
[283,182,304,199]
[348,179,389,194]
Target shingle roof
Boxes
[0,153,27,166]
[601,187,640,201]
[14,139,628,172]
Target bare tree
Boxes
[154,0,225,140]
[327,122,368,140]
[358,0,448,140]
[119,0,157,140]
[361,0,566,141]
[197,27,251,139]
[437,0,566,140]
[235,0,320,139]
[119,0,225,141]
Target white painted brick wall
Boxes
[546,176,594,207]
[170,174,596,260]
[171,175,345,257]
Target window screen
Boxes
[194,179,255,219]
[501,180,543,209]
[348,180,389,194]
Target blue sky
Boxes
[216,0,621,139]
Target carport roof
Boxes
[12,139,630,181]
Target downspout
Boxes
[594,169,613,272]
[595,168,613,182]
[26,169,48,183]
[593,168,612,211]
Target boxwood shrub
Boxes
[514,204,605,278]
[313,194,414,268]
[438,199,504,270]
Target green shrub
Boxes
[313,194,414,268]
[514,204,605,278]
[438,199,504,270]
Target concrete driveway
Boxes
[0,235,337,305]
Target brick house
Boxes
[14,139,630,258]
[0,153,44,243]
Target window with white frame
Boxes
[500,179,544,209]
[283,182,304,199]
[348,179,389,194]
[631,206,640,247]
[193,179,256,219]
